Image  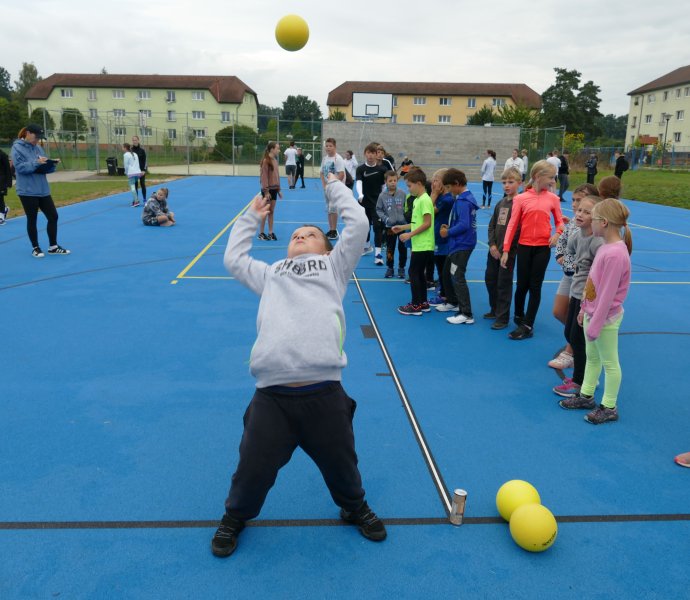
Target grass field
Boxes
[2,167,687,222]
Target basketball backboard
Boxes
[352,92,393,119]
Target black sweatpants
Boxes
[224,382,365,522]
[385,231,407,269]
[485,251,515,325]
[18,195,59,248]
[362,202,384,247]
[409,250,433,305]
[513,244,551,328]
[564,297,586,385]
[295,167,305,187]
[135,173,147,200]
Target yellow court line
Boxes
[173,199,252,282]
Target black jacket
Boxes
[132,145,147,171]
[0,149,12,195]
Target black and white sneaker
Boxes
[32,246,45,258]
[211,513,245,558]
[340,501,387,541]
[48,246,71,255]
[257,232,269,240]
[268,232,277,241]
[326,230,339,240]
[0,206,8,225]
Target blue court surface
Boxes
[1,176,689,599]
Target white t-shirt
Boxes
[321,153,345,181]
[284,147,297,166]
[546,156,561,170]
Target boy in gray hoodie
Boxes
[376,171,408,278]
[212,175,387,558]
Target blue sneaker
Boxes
[428,295,445,306]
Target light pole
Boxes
[662,113,671,168]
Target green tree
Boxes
[494,103,541,128]
[466,106,495,125]
[281,95,322,122]
[328,109,346,121]
[60,108,88,143]
[563,132,585,156]
[0,98,27,141]
[0,66,12,100]
[258,103,281,131]
[13,62,41,106]
[593,114,627,143]
[29,107,56,131]
[541,67,602,142]
[214,124,258,160]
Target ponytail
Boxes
[622,225,633,255]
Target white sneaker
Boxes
[374,254,384,265]
[548,351,574,369]
[446,314,475,325]
[435,303,458,312]
[362,246,373,255]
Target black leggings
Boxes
[295,168,305,187]
[482,180,493,205]
[410,250,433,304]
[135,173,147,200]
[564,297,586,385]
[19,195,59,248]
[513,244,551,328]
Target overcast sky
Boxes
[3,0,689,117]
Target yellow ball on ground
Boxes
[495,480,541,522]
[275,15,310,52]
[509,503,558,552]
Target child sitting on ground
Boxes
[484,168,521,329]
[142,188,175,227]
[212,174,386,558]
[376,171,408,279]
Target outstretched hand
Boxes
[250,194,271,218]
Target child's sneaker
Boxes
[327,230,339,240]
[491,321,508,330]
[374,254,384,265]
[483,312,496,320]
[552,377,580,398]
[211,513,245,557]
[257,232,268,240]
[32,246,45,258]
[559,393,596,410]
[362,246,373,255]
[428,295,445,306]
[0,206,7,224]
[384,267,394,278]
[446,313,474,325]
[268,232,278,241]
[131,200,141,207]
[508,323,533,340]
[397,267,405,279]
[435,302,458,313]
[548,351,574,370]
[47,245,71,255]
[340,502,387,542]
[426,280,436,290]
[585,404,619,425]
[397,303,422,316]
[419,302,431,313]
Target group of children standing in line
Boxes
[374,158,632,425]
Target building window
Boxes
[113,89,125,99]
[439,97,451,106]
[113,109,126,119]
[89,127,97,135]
[676,110,684,120]
[467,97,476,108]
[412,115,425,123]
[676,88,682,98]
[60,88,73,98]
[685,87,690,97]
[137,90,151,101]
[674,132,681,143]
[88,89,97,101]
[663,91,668,101]
[392,96,398,107]
[221,111,231,122]
[193,128,207,138]
[139,126,152,138]
[138,110,151,126]
[113,126,126,137]
[644,114,652,124]
[631,116,637,127]
[413,96,426,105]
[166,91,176,103]
[648,93,655,103]
[192,111,205,120]
[167,129,177,140]
[192,91,205,101]
[492,98,506,107]
[89,109,98,119]
[438,115,451,124]
[167,110,176,122]
[633,96,639,106]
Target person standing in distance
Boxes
[320,138,346,240]
[131,135,148,203]
[0,147,12,225]
[284,140,298,189]
[10,124,70,257]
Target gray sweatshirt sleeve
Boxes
[223,208,270,296]
[324,180,369,294]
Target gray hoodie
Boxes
[223,180,368,388]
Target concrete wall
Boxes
[323,121,521,179]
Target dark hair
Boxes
[364,142,378,154]
[573,183,598,196]
[325,137,336,146]
[123,143,132,151]
[442,168,467,187]
[384,170,397,179]
[405,168,427,186]
[487,149,496,159]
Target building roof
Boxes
[628,65,690,95]
[26,73,259,104]
[327,81,541,109]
